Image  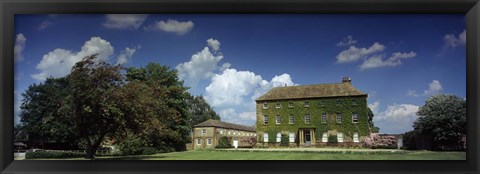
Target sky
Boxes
[14,14,466,134]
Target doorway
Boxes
[304,130,311,146]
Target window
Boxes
[289,115,294,124]
[337,133,344,143]
[353,133,359,143]
[276,133,281,142]
[352,99,357,106]
[319,100,325,107]
[336,113,342,123]
[321,113,327,123]
[305,114,310,124]
[288,101,293,107]
[336,100,341,106]
[352,113,358,123]
[276,101,281,108]
[264,115,268,124]
[322,133,328,142]
[304,101,310,107]
[196,138,201,145]
[220,129,223,134]
[202,129,206,134]
[263,102,268,109]
[264,133,269,142]
[207,138,212,145]
[228,130,231,135]
[289,132,295,142]
[276,115,281,124]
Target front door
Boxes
[304,130,311,146]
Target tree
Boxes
[413,94,466,151]
[367,107,380,133]
[19,76,81,149]
[70,55,125,158]
[186,95,220,128]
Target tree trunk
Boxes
[85,145,97,159]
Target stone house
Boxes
[192,119,256,150]
[255,77,371,147]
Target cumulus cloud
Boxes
[407,90,419,97]
[145,19,194,35]
[176,39,223,87]
[38,21,54,30]
[371,102,420,133]
[103,14,148,30]
[336,42,384,63]
[423,80,443,96]
[359,51,416,70]
[444,30,466,48]
[31,37,114,81]
[336,35,357,47]
[116,46,140,65]
[207,38,221,51]
[14,33,26,62]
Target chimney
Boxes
[342,77,351,84]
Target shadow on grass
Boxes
[93,155,169,160]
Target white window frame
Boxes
[276,101,281,108]
[196,138,201,145]
[207,138,212,145]
[289,132,295,142]
[289,115,294,124]
[220,129,223,134]
[337,133,344,143]
[322,113,327,123]
[304,101,310,107]
[276,115,281,125]
[305,114,310,124]
[276,133,281,142]
[337,113,342,123]
[353,133,359,143]
[264,115,268,124]
[202,129,206,134]
[352,113,358,123]
[263,102,269,109]
[322,133,328,142]
[264,133,269,142]
[288,101,293,108]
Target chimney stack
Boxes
[342,77,352,84]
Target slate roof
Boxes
[256,81,367,101]
[194,119,256,132]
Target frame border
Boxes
[1,0,479,174]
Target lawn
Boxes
[56,149,466,160]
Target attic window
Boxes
[263,102,269,109]
[319,100,325,107]
[304,101,310,107]
[352,99,357,106]
[276,101,281,108]
[288,101,293,108]
[336,100,341,106]
[202,129,206,134]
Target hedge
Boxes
[25,151,85,159]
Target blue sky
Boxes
[14,14,466,134]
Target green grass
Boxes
[45,150,466,160]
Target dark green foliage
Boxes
[328,135,338,143]
[25,151,84,159]
[142,147,158,155]
[186,95,221,128]
[216,136,232,148]
[119,135,147,155]
[19,76,81,149]
[367,108,380,133]
[280,134,289,146]
[402,131,417,150]
[413,94,466,151]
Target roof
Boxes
[256,81,367,101]
[194,119,256,132]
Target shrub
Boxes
[142,147,157,155]
[216,136,232,148]
[119,134,149,155]
[328,135,338,143]
[25,151,84,159]
[280,134,289,146]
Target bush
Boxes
[119,134,151,155]
[25,151,84,159]
[142,147,157,155]
[216,136,232,148]
[328,135,338,143]
[280,134,289,146]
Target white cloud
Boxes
[220,63,231,71]
[207,38,221,52]
[336,42,385,63]
[31,37,114,81]
[103,14,148,30]
[359,51,416,70]
[14,33,26,62]
[423,80,443,96]
[444,30,466,48]
[38,21,54,30]
[371,102,420,133]
[176,39,224,87]
[336,35,357,47]
[145,19,194,35]
[116,46,140,65]
[407,90,419,97]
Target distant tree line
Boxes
[402,94,466,151]
[15,55,220,158]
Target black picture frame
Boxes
[1,0,479,173]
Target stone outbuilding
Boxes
[192,119,256,150]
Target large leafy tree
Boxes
[186,95,221,128]
[19,76,80,149]
[367,107,379,133]
[413,94,466,150]
[70,55,125,158]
